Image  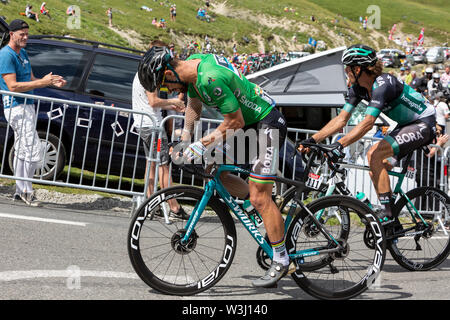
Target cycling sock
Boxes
[271,238,289,266]
[378,192,393,218]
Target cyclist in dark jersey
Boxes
[298,44,436,228]
[138,46,289,288]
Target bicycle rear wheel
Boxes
[389,186,450,271]
[127,186,237,295]
[286,195,386,300]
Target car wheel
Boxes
[8,132,66,181]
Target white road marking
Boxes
[0,213,88,227]
[0,270,139,282]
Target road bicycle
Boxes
[275,141,450,271]
[128,159,386,300]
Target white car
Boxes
[426,47,446,64]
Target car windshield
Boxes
[427,48,438,55]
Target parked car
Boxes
[377,48,406,60]
[413,51,427,64]
[381,54,402,68]
[426,47,446,64]
[0,26,303,189]
[0,29,147,181]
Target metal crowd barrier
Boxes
[332,133,449,226]
[0,90,160,213]
[2,91,449,222]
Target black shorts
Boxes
[384,115,436,159]
[211,108,287,184]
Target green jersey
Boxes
[186,54,274,125]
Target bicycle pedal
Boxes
[287,262,296,275]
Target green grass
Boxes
[1,0,448,55]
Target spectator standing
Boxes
[428,73,444,100]
[25,5,39,22]
[0,20,66,205]
[106,7,112,27]
[435,92,450,134]
[398,67,407,82]
[40,2,52,20]
[441,65,450,88]
[404,66,412,85]
[170,5,176,22]
[409,71,421,90]
[132,42,187,219]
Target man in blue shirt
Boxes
[0,19,66,206]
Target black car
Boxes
[0,22,304,187]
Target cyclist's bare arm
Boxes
[298,109,351,151]
[146,91,185,112]
[200,109,245,148]
[181,97,203,141]
[338,114,376,147]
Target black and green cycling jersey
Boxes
[343,73,435,126]
[186,54,275,125]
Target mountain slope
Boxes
[0,0,448,53]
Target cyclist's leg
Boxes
[367,140,395,217]
[249,112,290,287]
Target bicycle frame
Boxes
[181,164,343,261]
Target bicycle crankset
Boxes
[171,229,198,255]
[256,234,271,270]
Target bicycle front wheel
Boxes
[127,186,237,295]
[390,186,450,271]
[286,195,386,300]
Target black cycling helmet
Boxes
[138,46,174,92]
[342,44,378,67]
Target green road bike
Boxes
[128,161,386,300]
[277,142,450,271]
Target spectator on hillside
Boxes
[428,73,444,100]
[106,8,113,27]
[170,5,176,21]
[159,18,166,28]
[25,5,39,22]
[417,67,433,94]
[409,71,421,90]
[66,5,75,16]
[398,67,407,82]
[205,0,210,8]
[435,92,449,134]
[39,2,52,20]
[404,66,412,85]
[441,65,450,88]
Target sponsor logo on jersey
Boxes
[213,87,223,96]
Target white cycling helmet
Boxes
[425,67,434,73]
[432,73,440,79]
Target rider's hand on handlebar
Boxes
[297,137,316,153]
[325,141,345,163]
[183,141,207,163]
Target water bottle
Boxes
[356,192,372,209]
[242,200,263,227]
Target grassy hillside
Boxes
[0,0,448,54]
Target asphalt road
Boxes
[0,199,450,303]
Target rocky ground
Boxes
[0,182,135,216]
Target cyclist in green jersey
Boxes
[138,46,290,288]
[298,44,436,229]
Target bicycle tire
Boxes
[286,195,386,300]
[389,186,450,271]
[127,185,237,295]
